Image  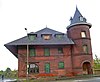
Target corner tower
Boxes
[67,7,93,75]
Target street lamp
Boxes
[25,28,29,82]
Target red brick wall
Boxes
[17,45,74,78]
[67,24,93,75]
[17,24,93,78]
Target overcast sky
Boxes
[0,0,100,70]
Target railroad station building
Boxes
[5,7,93,78]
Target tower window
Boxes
[81,31,86,38]
[80,16,84,21]
[83,45,88,54]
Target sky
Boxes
[0,0,100,70]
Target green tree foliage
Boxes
[94,54,100,69]
[0,68,18,79]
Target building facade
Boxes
[5,7,93,78]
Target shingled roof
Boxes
[4,27,74,57]
[67,7,92,29]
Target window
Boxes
[58,48,63,54]
[58,62,64,69]
[44,48,50,56]
[29,48,36,56]
[81,31,86,38]
[43,34,51,40]
[56,34,63,39]
[83,45,88,54]
[28,64,39,74]
[28,34,36,41]
[80,16,84,21]
[45,63,50,73]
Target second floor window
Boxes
[58,48,63,54]
[44,48,50,56]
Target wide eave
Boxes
[4,28,74,58]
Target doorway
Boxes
[82,62,93,75]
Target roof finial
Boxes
[76,5,78,9]
[70,17,73,21]
[46,25,47,28]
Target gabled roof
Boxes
[4,27,74,58]
[36,27,63,34]
[67,7,92,29]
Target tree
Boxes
[94,55,100,69]
[95,54,100,64]
[5,67,12,78]
[6,67,11,73]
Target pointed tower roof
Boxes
[67,7,92,29]
[71,7,84,24]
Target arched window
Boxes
[28,63,39,74]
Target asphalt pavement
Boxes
[0,79,17,82]
[51,77,100,82]
[75,77,100,82]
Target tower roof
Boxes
[71,7,85,24]
[67,7,92,29]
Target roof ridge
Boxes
[35,27,64,34]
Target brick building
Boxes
[5,7,93,78]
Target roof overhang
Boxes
[4,44,18,58]
[67,22,92,30]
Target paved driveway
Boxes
[51,77,100,82]
[75,77,100,82]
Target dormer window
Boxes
[80,16,84,21]
[28,34,37,41]
[81,31,86,38]
[56,34,64,39]
[42,34,51,40]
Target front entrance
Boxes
[82,62,93,75]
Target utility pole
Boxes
[25,28,29,82]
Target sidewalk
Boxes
[0,79,17,82]
[50,80,75,82]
